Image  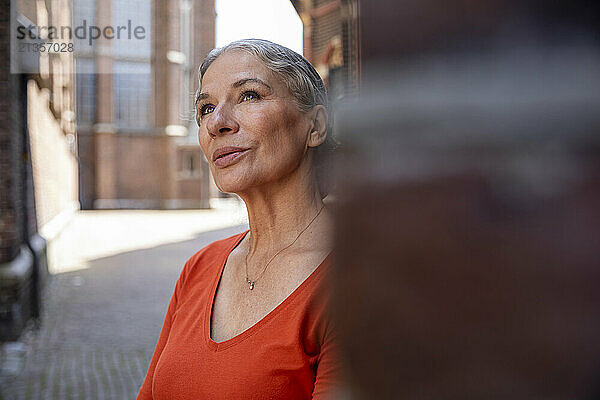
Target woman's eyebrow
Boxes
[195,78,273,106]
[195,91,209,106]
[232,78,272,91]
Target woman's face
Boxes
[196,50,315,195]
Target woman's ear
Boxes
[307,105,328,148]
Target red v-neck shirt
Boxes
[137,230,340,400]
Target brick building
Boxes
[75,0,215,210]
[291,0,360,101]
[1,0,79,340]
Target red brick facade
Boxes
[78,0,215,210]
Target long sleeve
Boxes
[136,272,182,399]
[312,318,341,400]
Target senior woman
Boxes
[137,39,339,400]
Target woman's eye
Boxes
[241,91,259,102]
[200,104,214,116]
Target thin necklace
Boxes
[244,203,325,291]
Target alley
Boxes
[0,204,247,400]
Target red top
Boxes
[137,231,339,400]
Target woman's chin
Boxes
[214,177,252,195]
[215,173,274,196]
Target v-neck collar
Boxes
[204,230,332,351]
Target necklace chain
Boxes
[244,203,325,291]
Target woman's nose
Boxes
[206,104,239,138]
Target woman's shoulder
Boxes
[179,230,248,285]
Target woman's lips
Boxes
[213,148,250,168]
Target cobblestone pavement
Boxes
[0,207,247,400]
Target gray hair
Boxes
[196,38,337,198]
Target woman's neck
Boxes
[238,171,327,258]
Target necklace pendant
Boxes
[249,281,254,290]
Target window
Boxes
[112,0,152,129]
[75,58,96,124]
[114,62,152,128]
[113,0,152,59]
[72,0,96,55]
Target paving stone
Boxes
[0,209,246,400]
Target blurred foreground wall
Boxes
[333,1,600,399]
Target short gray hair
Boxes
[197,38,327,113]
[196,38,337,198]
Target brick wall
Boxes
[290,0,360,97]
[0,0,77,340]
[193,0,216,68]
[77,131,96,209]
[27,80,79,229]
[115,135,166,200]
[0,0,26,263]
[312,8,342,61]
